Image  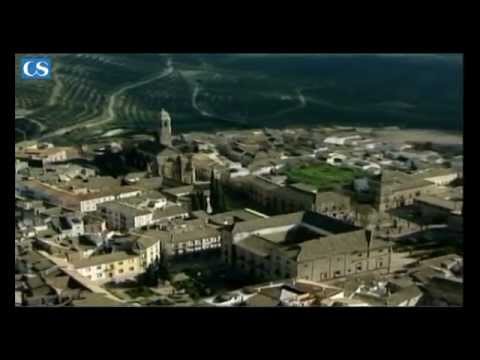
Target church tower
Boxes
[158,108,172,147]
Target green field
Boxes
[285,164,365,191]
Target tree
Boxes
[200,191,208,210]
[409,160,418,171]
[140,262,159,287]
[176,156,183,182]
[216,179,227,212]
[210,171,218,212]
[190,192,201,211]
[209,170,227,213]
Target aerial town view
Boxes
[14,54,463,307]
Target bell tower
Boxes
[159,108,172,147]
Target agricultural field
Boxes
[15,54,463,145]
[285,163,366,191]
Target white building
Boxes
[229,167,251,178]
[313,147,329,155]
[75,224,163,281]
[365,143,382,151]
[98,201,153,231]
[16,146,68,165]
[60,216,85,238]
[418,168,459,186]
[146,223,222,258]
[130,231,163,268]
[345,159,382,175]
[80,195,116,213]
[15,178,142,213]
[74,252,142,283]
[326,153,347,166]
[324,135,362,146]
[151,205,190,227]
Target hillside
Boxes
[15,54,463,144]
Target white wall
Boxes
[424,173,458,186]
[81,196,115,212]
[233,224,297,243]
[134,213,154,228]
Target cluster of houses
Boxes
[201,252,463,307]
[15,114,463,307]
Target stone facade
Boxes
[222,212,392,283]
[158,109,172,147]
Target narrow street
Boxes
[37,251,125,303]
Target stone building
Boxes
[369,170,436,212]
[130,221,222,261]
[222,211,392,282]
[73,232,162,283]
[158,108,172,147]
[369,168,459,212]
[227,175,351,217]
[414,195,462,224]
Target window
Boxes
[96,265,102,270]
[119,269,124,274]
[334,270,341,277]
[378,262,384,267]
[109,273,113,278]
[129,267,134,271]
[356,265,362,271]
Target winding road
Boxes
[39,59,174,140]
[192,84,214,117]
[15,127,26,141]
[47,69,64,107]
[15,115,46,140]
[24,117,47,132]
[258,88,307,120]
[190,82,251,126]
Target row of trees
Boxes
[190,190,208,211]
[138,258,172,287]
[187,171,227,213]
[210,171,226,213]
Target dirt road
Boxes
[39,60,174,140]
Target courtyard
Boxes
[285,163,365,191]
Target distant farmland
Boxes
[15,54,463,144]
